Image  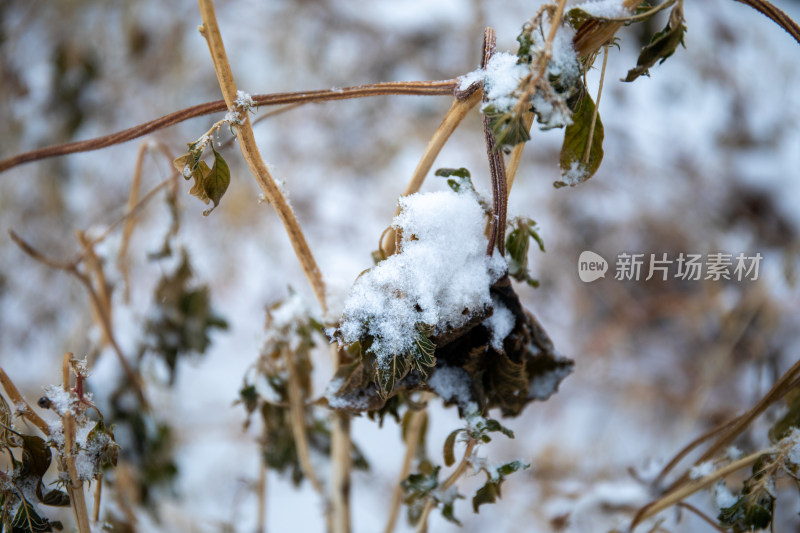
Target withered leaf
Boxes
[624,4,686,82]
[202,149,231,216]
[556,90,604,188]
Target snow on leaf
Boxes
[556,89,604,188]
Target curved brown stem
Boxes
[480,27,507,256]
[733,0,800,45]
[0,81,457,174]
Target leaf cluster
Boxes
[505,217,545,287]
[173,142,231,216]
[239,297,368,485]
[1,399,66,533]
[143,249,228,385]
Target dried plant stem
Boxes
[329,411,352,533]
[281,349,324,495]
[664,357,800,493]
[8,231,148,408]
[630,448,766,530]
[415,439,477,533]
[93,477,102,524]
[118,142,147,302]
[257,460,267,533]
[62,354,92,533]
[198,0,327,313]
[0,367,50,435]
[584,44,609,164]
[733,0,800,45]
[381,90,482,256]
[383,393,431,533]
[676,502,730,533]
[0,80,457,174]
[505,112,534,193]
[480,27,509,256]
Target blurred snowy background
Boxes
[1,0,800,531]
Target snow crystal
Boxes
[337,188,506,366]
[43,385,76,416]
[725,446,744,461]
[689,460,714,480]
[457,67,484,92]
[234,90,255,110]
[428,366,472,407]
[786,428,800,466]
[483,298,515,351]
[528,363,572,400]
[714,481,738,510]
[225,109,242,125]
[571,0,631,19]
[482,52,528,113]
[560,160,589,186]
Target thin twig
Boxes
[505,111,534,193]
[481,27,508,256]
[383,393,431,533]
[675,502,729,533]
[62,353,92,533]
[0,367,50,436]
[584,44,609,164]
[665,357,800,492]
[198,0,327,312]
[118,143,148,303]
[593,0,677,23]
[8,231,148,408]
[281,348,324,494]
[415,439,477,533]
[630,448,766,530]
[257,458,267,533]
[732,0,800,45]
[380,90,482,257]
[0,81,457,174]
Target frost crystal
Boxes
[235,90,255,110]
[225,109,242,125]
[714,481,738,510]
[483,297,514,351]
[689,460,715,480]
[337,188,505,367]
[560,160,589,186]
[787,428,800,466]
[572,0,632,19]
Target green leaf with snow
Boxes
[434,167,475,194]
[556,90,604,188]
[506,217,544,288]
[472,460,529,513]
[202,148,231,216]
[623,4,686,82]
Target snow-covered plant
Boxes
[0,357,118,533]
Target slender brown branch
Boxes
[630,449,765,530]
[505,112,534,193]
[665,357,800,492]
[481,27,508,256]
[198,0,327,313]
[733,0,800,45]
[384,393,431,533]
[415,439,477,533]
[62,357,92,533]
[118,143,148,302]
[652,415,742,487]
[584,44,609,164]
[675,502,729,533]
[0,367,50,436]
[0,81,457,174]
[282,348,324,495]
[8,231,148,408]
